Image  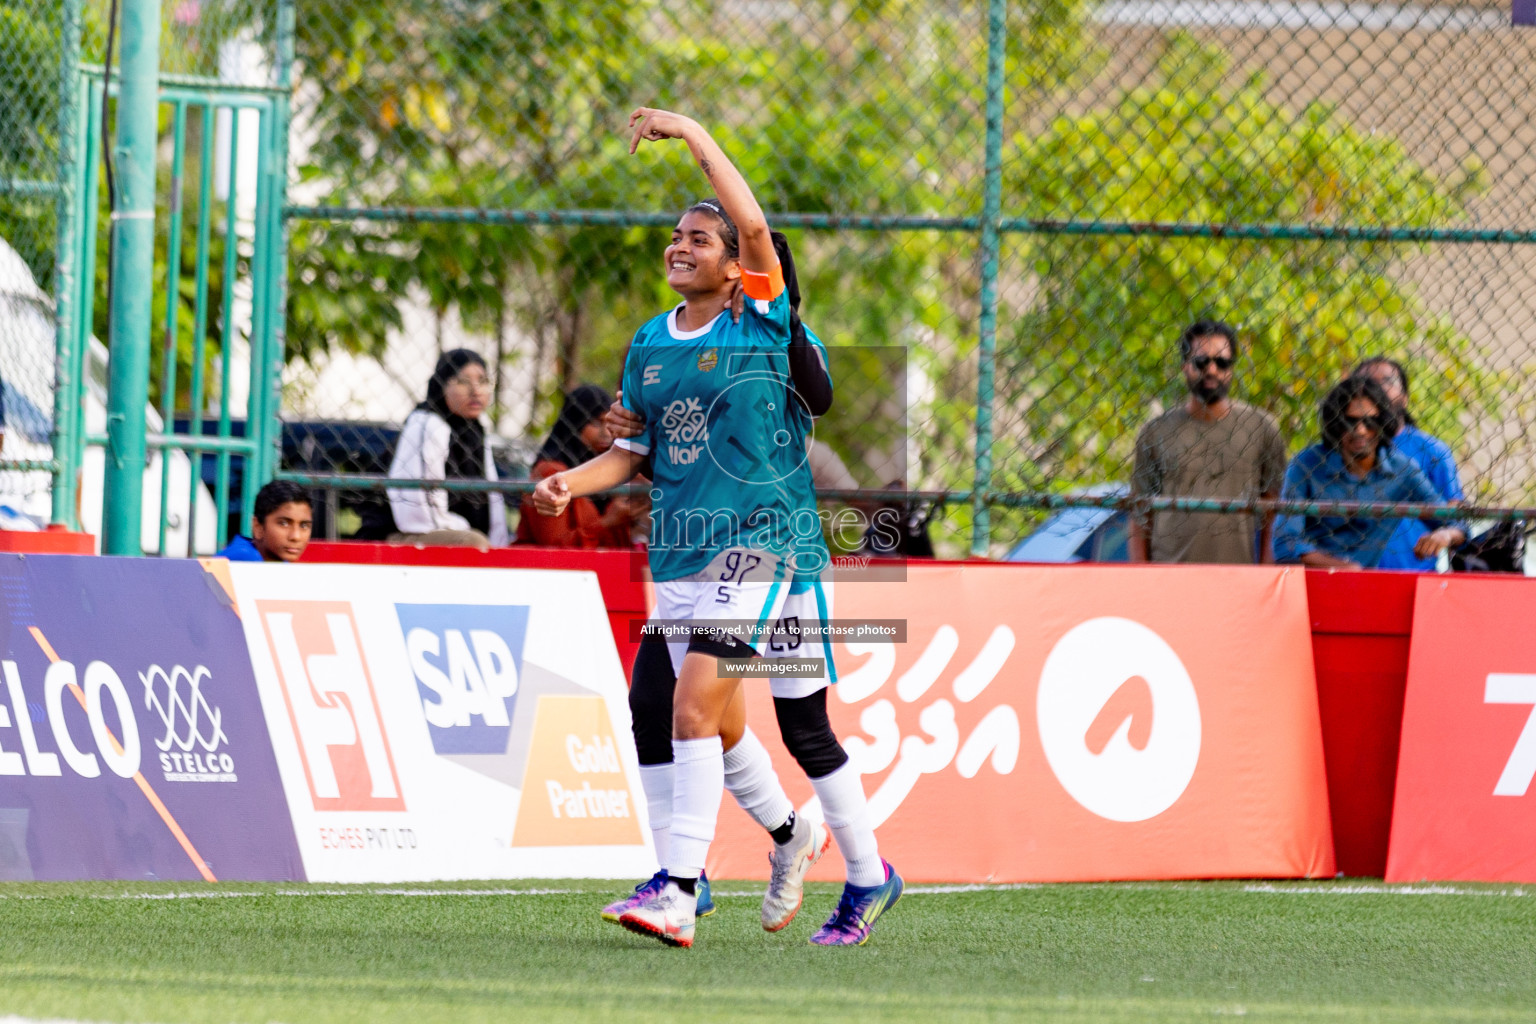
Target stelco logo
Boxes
[1036,617,1202,822]
[142,664,236,783]
[0,657,145,780]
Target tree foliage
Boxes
[990,34,1490,506]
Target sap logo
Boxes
[642,364,662,386]
[667,443,704,465]
[394,604,529,755]
[0,658,142,780]
[257,601,405,812]
[660,397,707,444]
[141,664,237,783]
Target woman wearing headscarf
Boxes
[386,349,508,548]
[516,383,646,548]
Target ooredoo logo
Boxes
[1037,617,1201,822]
[257,601,405,812]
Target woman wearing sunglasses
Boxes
[1274,375,1466,568]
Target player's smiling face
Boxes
[665,211,739,298]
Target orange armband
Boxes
[740,261,785,301]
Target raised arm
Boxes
[629,108,776,275]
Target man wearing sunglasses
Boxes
[1129,320,1287,564]
[1273,375,1466,568]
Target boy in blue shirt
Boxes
[217,480,314,563]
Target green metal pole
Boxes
[185,101,215,555]
[101,0,162,556]
[51,1,86,528]
[214,110,240,550]
[970,0,1007,558]
[263,0,296,492]
[157,100,188,557]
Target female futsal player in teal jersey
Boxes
[533,108,901,948]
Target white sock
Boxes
[638,763,673,870]
[811,761,885,887]
[668,736,724,880]
[722,728,794,832]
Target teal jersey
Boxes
[788,324,832,585]
[616,289,824,582]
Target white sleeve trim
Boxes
[614,436,650,456]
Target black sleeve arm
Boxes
[786,312,833,417]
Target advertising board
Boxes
[710,564,1335,882]
[0,555,301,881]
[1388,576,1536,882]
[227,562,651,882]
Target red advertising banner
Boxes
[710,564,1335,882]
[1387,576,1536,883]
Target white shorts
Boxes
[654,547,791,669]
[759,578,837,700]
[652,550,836,699]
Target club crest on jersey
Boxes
[697,348,719,372]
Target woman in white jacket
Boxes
[387,349,508,548]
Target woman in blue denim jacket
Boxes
[1274,375,1466,569]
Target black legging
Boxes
[628,632,849,778]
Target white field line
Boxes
[1242,883,1530,897]
[0,881,1526,901]
[0,887,579,900]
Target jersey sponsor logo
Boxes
[661,397,709,464]
[394,604,529,755]
[1036,617,1201,822]
[256,600,405,812]
[642,364,662,386]
[697,348,719,372]
[661,397,708,443]
[142,664,239,782]
[512,695,643,846]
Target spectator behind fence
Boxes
[516,383,646,548]
[217,480,314,562]
[386,349,508,550]
[1274,375,1466,568]
[1128,320,1287,564]
[1352,356,1465,571]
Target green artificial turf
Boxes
[0,879,1531,1023]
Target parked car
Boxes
[179,418,538,541]
[1004,484,1131,564]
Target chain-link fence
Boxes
[277,0,1536,561]
[9,0,1536,562]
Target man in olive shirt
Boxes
[1129,320,1287,564]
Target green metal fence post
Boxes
[970,0,1007,558]
[101,0,162,555]
[50,0,86,528]
[262,0,296,491]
